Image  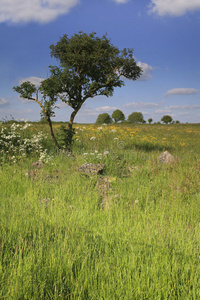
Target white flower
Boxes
[111,129,116,133]
[135,200,139,204]
[83,153,88,156]
[113,137,119,140]
[102,123,107,126]
[103,150,109,155]
[98,127,103,130]
[90,136,96,140]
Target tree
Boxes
[128,112,144,123]
[14,32,142,151]
[13,81,60,148]
[161,115,173,124]
[96,113,112,124]
[112,109,125,123]
[148,118,153,124]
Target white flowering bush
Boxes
[0,122,53,164]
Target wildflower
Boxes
[103,150,109,155]
[98,127,103,130]
[113,137,119,140]
[90,136,96,140]
[111,129,116,133]
[83,153,88,156]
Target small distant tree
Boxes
[13,81,60,148]
[128,112,144,123]
[148,118,153,124]
[176,120,180,124]
[161,115,173,124]
[112,109,125,123]
[96,113,112,124]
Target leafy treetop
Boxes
[112,109,125,123]
[161,115,173,124]
[128,112,144,123]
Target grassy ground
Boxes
[0,123,200,299]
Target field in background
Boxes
[0,122,200,299]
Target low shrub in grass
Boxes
[0,122,53,164]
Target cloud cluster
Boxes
[136,62,155,81]
[165,88,198,96]
[149,0,200,16]
[124,102,159,109]
[19,76,44,87]
[0,97,9,106]
[0,0,79,24]
[112,0,130,3]
[79,106,118,118]
[156,105,200,114]
[94,106,118,112]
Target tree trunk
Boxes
[46,115,61,149]
[66,105,82,151]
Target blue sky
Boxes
[0,0,200,123]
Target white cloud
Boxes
[0,97,9,106]
[78,106,118,117]
[165,88,198,96]
[155,108,172,114]
[168,105,200,110]
[112,0,130,3]
[124,102,159,109]
[0,0,79,24]
[137,61,155,80]
[19,76,44,87]
[156,105,200,114]
[149,0,200,17]
[94,106,118,112]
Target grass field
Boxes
[0,122,200,299]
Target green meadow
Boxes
[0,122,200,299]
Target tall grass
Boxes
[0,122,200,299]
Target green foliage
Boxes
[95,113,113,124]
[161,115,173,124]
[112,109,125,123]
[128,112,144,123]
[57,124,75,149]
[48,32,142,106]
[148,118,153,124]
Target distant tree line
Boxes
[95,110,180,124]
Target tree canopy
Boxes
[95,113,113,124]
[14,32,142,150]
[112,109,125,123]
[161,115,173,124]
[128,112,144,123]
